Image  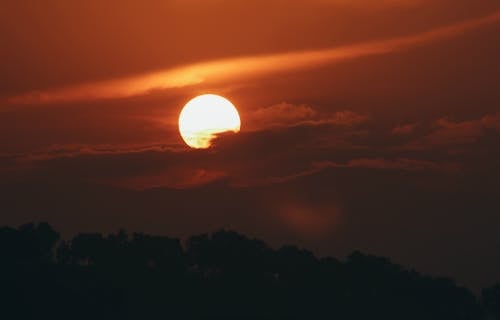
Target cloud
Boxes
[5,111,461,190]
[3,145,192,186]
[4,108,495,191]
[111,167,227,190]
[248,103,367,131]
[6,10,500,105]
[325,111,369,126]
[315,158,460,172]
[19,143,183,161]
[249,103,317,128]
[232,155,460,187]
[392,123,419,135]
[2,113,368,188]
[319,0,426,7]
[407,111,500,149]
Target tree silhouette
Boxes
[0,222,496,319]
[483,284,500,319]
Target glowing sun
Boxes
[179,94,241,149]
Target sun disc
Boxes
[179,94,241,149]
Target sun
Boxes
[179,94,241,149]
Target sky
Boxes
[1,0,500,291]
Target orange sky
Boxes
[1,0,500,292]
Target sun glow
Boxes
[179,94,241,149]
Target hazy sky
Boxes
[1,0,500,291]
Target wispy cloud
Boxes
[247,103,367,131]
[319,0,426,8]
[7,11,500,105]
[407,111,500,149]
[314,158,461,172]
[392,123,419,135]
[5,143,182,163]
[232,156,459,188]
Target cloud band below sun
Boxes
[6,10,500,105]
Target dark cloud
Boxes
[315,158,460,172]
[392,123,419,135]
[406,111,500,150]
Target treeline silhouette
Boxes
[1,222,499,319]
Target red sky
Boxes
[1,0,500,291]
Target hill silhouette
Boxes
[0,222,498,319]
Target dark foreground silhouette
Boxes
[1,222,499,319]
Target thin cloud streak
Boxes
[7,10,500,105]
[231,157,460,188]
